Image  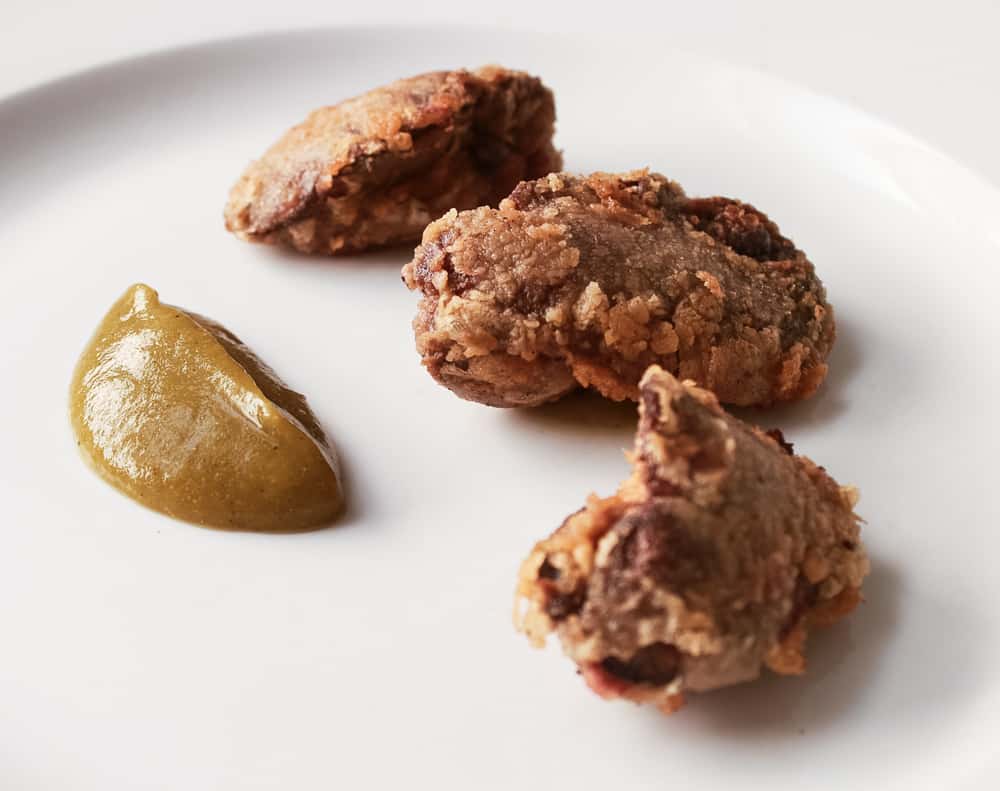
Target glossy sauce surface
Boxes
[69,284,343,531]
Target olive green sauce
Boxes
[69,284,343,531]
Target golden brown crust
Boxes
[514,366,869,713]
[764,586,862,676]
[404,171,834,407]
[225,66,561,254]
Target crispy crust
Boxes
[515,366,869,713]
[225,66,562,254]
[403,171,834,407]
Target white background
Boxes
[4,0,1000,187]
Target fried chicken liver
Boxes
[225,66,561,255]
[516,366,869,713]
[403,171,834,407]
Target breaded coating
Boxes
[225,66,561,254]
[515,366,869,713]
[402,171,834,407]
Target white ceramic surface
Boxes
[5,2,1000,189]
[1,27,998,790]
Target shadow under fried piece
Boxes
[515,366,870,715]
[509,389,638,441]
[666,559,900,737]
[732,313,864,430]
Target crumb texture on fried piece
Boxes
[225,66,561,255]
[403,170,834,407]
[515,366,869,713]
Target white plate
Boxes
[2,26,998,791]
